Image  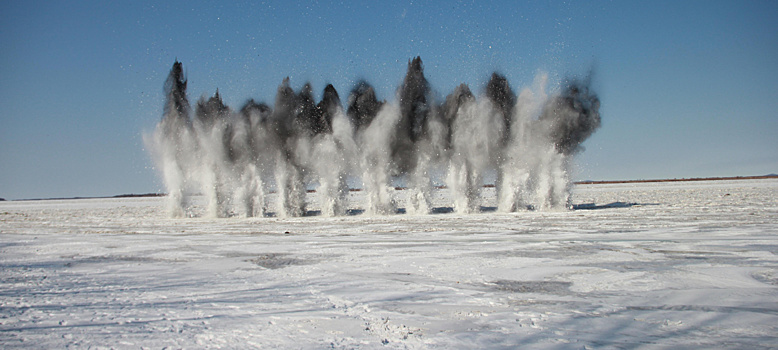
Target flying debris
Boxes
[147,58,601,218]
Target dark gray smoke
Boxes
[196,90,229,126]
[441,83,474,149]
[293,83,318,138]
[390,57,434,176]
[399,57,432,143]
[146,59,601,218]
[540,79,601,155]
[162,61,191,129]
[347,80,384,130]
[314,84,341,135]
[485,72,516,137]
[271,77,297,142]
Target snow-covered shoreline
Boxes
[2,179,777,348]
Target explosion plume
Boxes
[147,58,601,217]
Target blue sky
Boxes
[1,0,776,200]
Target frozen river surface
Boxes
[1,179,777,349]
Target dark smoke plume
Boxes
[540,79,601,155]
[314,84,341,134]
[163,61,190,121]
[347,80,384,130]
[196,90,229,126]
[398,56,432,143]
[271,77,296,140]
[161,60,192,135]
[485,72,516,137]
[240,99,272,127]
[294,83,318,138]
[441,83,475,148]
[393,56,434,174]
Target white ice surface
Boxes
[1,179,777,349]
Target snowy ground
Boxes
[1,179,777,349]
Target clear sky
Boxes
[1,0,776,200]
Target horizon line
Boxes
[3,174,776,202]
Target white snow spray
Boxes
[146,58,601,218]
